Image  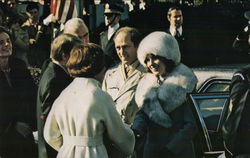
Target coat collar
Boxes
[120,60,140,80]
[135,64,197,128]
[114,64,145,101]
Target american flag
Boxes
[50,0,79,24]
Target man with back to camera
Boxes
[100,2,124,68]
[102,27,145,158]
[41,18,90,73]
[36,34,82,158]
[222,11,250,158]
[222,66,250,158]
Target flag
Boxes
[50,0,79,24]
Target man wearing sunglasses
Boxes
[100,3,124,68]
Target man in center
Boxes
[102,27,145,126]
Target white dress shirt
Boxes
[108,23,120,40]
[169,25,183,37]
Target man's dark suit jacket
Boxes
[166,27,203,67]
[36,61,73,158]
[100,28,121,68]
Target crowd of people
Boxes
[1,0,250,158]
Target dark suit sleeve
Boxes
[230,74,250,103]
[132,110,149,136]
[223,73,249,135]
[40,78,64,117]
[131,110,149,156]
[222,73,250,155]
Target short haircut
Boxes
[113,26,142,47]
[26,2,39,12]
[50,33,82,62]
[167,6,182,17]
[0,26,12,40]
[66,43,105,77]
[64,18,88,34]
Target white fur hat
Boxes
[137,31,181,67]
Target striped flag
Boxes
[50,0,79,24]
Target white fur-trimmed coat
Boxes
[135,63,197,128]
[132,63,198,158]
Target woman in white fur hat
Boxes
[131,32,198,158]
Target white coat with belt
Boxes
[44,78,135,158]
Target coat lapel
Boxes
[114,64,144,101]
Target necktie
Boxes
[176,29,180,37]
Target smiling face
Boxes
[145,54,167,77]
[114,32,137,66]
[0,32,12,58]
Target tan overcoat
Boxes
[102,63,145,125]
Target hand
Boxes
[43,14,57,26]
[29,39,36,44]
[15,122,32,137]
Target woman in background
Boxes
[0,26,37,157]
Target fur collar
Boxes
[135,64,197,128]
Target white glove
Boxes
[217,152,225,158]
[43,14,57,26]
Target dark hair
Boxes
[113,27,142,47]
[26,2,39,12]
[66,43,105,77]
[145,54,175,73]
[167,6,182,17]
[0,26,12,40]
[50,33,82,62]
[0,8,3,17]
